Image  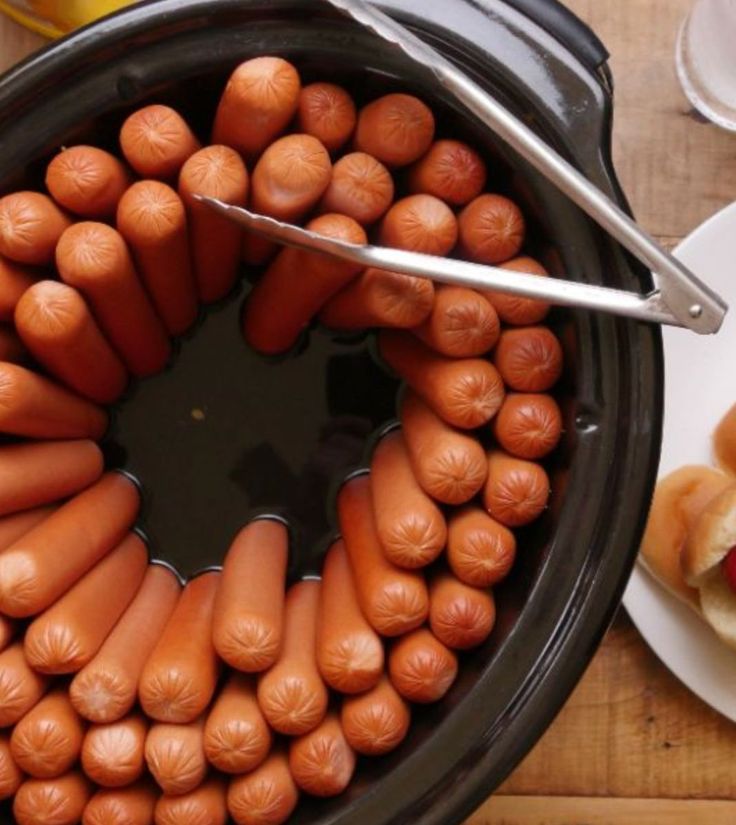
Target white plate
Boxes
[622,200,736,721]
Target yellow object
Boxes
[0,0,133,37]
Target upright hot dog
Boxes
[144,715,206,796]
[388,628,458,703]
[204,672,271,774]
[0,362,107,440]
[428,570,496,650]
[354,93,435,168]
[337,474,429,637]
[492,392,563,460]
[0,472,140,618]
[317,540,384,694]
[340,675,410,756]
[0,641,49,727]
[82,780,158,825]
[0,192,71,265]
[227,749,299,825]
[213,57,301,158]
[400,391,487,505]
[447,507,516,588]
[242,213,366,355]
[120,104,201,180]
[412,286,500,359]
[0,255,40,321]
[0,616,14,653]
[71,563,181,723]
[81,712,147,788]
[458,194,525,264]
[318,152,394,225]
[0,734,22,800]
[0,439,102,518]
[139,570,220,723]
[483,450,550,527]
[0,326,26,363]
[10,688,84,778]
[13,772,92,825]
[297,83,357,153]
[369,430,446,569]
[24,532,148,674]
[407,139,487,206]
[179,145,249,303]
[117,181,198,336]
[379,330,505,429]
[56,222,171,378]
[257,580,328,736]
[379,194,457,256]
[212,518,287,673]
[493,326,563,392]
[482,256,550,326]
[154,775,228,825]
[288,712,355,798]
[46,146,131,219]
[15,282,128,404]
[318,267,435,331]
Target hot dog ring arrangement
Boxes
[0,57,564,825]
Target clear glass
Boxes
[676,0,736,131]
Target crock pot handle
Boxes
[500,0,609,75]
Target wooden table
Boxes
[2,2,736,822]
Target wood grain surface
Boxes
[1,2,736,823]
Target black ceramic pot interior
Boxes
[0,2,663,824]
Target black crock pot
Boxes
[0,1,663,823]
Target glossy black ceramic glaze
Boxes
[0,2,663,823]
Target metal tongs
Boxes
[198,0,728,334]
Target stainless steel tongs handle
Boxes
[315,0,728,334]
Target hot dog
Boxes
[46,146,131,219]
[13,772,92,825]
[0,472,140,618]
[213,57,301,158]
[400,390,488,505]
[483,450,550,527]
[227,749,299,825]
[179,145,249,302]
[482,256,550,326]
[0,641,49,727]
[388,628,458,703]
[379,194,457,256]
[14,281,128,404]
[447,507,516,588]
[340,675,410,756]
[0,439,102,517]
[0,362,107,440]
[0,192,71,265]
[257,579,328,736]
[354,93,435,168]
[318,152,394,225]
[492,392,563,460]
[412,286,500,358]
[317,540,384,694]
[428,570,496,650]
[369,430,446,569]
[407,139,487,206]
[56,222,171,378]
[380,330,505,429]
[0,505,54,553]
[144,715,206,796]
[0,326,26,363]
[0,255,40,321]
[117,181,198,336]
[70,563,181,723]
[204,672,271,774]
[24,532,148,674]
[297,82,357,154]
[242,213,366,355]
[289,711,355,798]
[457,193,525,264]
[120,104,201,180]
[154,775,228,825]
[318,267,435,330]
[337,474,429,636]
[10,688,84,778]
[82,780,158,825]
[81,712,147,787]
[0,616,14,653]
[139,570,220,723]
[0,733,22,799]
[493,326,563,392]
[212,518,287,673]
